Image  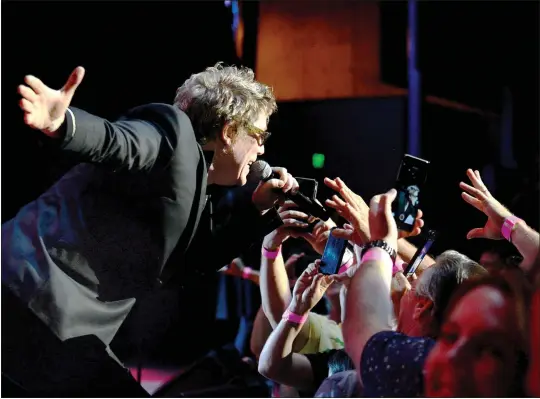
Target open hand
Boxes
[289,260,336,315]
[18,67,85,137]
[324,177,371,246]
[459,169,512,240]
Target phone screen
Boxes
[319,228,348,275]
[392,154,430,232]
[403,230,437,276]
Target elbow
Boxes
[257,352,282,381]
[257,358,274,379]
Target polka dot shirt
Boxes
[360,331,435,397]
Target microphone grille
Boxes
[247,160,272,183]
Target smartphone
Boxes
[392,154,430,232]
[296,177,318,200]
[403,230,437,276]
[319,228,348,275]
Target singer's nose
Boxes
[258,145,265,155]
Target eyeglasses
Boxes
[240,120,272,146]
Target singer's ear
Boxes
[220,122,237,147]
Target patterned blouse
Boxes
[360,330,435,397]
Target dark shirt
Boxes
[302,349,354,397]
[360,330,435,397]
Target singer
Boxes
[3,63,298,396]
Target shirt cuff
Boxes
[60,107,87,152]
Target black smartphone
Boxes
[296,177,318,200]
[403,230,437,276]
[319,228,348,275]
[392,154,430,232]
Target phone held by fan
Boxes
[392,154,430,232]
[403,229,437,277]
[319,228,349,275]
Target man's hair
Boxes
[174,62,277,144]
[416,250,488,332]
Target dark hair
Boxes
[328,349,355,376]
[416,250,488,333]
[443,271,531,396]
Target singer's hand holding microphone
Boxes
[249,160,332,221]
[250,162,300,212]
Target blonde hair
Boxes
[174,62,277,144]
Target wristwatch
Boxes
[361,240,397,264]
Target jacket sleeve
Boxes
[58,103,192,173]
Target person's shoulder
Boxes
[361,331,434,397]
[122,103,194,139]
[364,330,434,353]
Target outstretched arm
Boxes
[19,67,183,172]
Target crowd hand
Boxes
[459,169,512,240]
[301,218,336,255]
[285,252,305,272]
[324,177,371,246]
[367,189,399,250]
[325,177,424,244]
[398,209,424,239]
[221,257,245,277]
[252,167,300,212]
[262,201,309,249]
[18,67,85,137]
[289,260,337,315]
[391,272,413,299]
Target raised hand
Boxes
[284,252,305,271]
[289,260,335,315]
[459,169,512,240]
[300,218,335,255]
[325,177,423,244]
[18,67,85,137]
[262,201,310,249]
[324,177,371,246]
[368,188,399,250]
[221,257,245,277]
[398,209,424,239]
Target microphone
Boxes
[248,160,331,221]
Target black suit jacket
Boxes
[2,103,281,351]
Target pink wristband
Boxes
[338,257,354,274]
[242,267,253,279]
[393,258,405,276]
[501,215,522,242]
[361,247,393,270]
[282,309,308,325]
[262,246,281,259]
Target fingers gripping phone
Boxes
[319,228,349,275]
[392,154,430,232]
[403,230,437,276]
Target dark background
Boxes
[2,1,538,368]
